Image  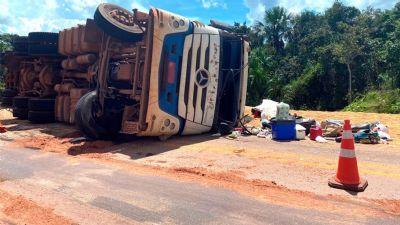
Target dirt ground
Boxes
[1,107,400,219]
[0,189,74,225]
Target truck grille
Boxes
[178,33,220,127]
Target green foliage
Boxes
[246,47,270,106]
[0,34,13,87]
[344,89,400,114]
[245,1,400,113]
[0,34,13,52]
[255,6,291,53]
[283,63,323,109]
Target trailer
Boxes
[0,36,31,107]
[0,33,63,123]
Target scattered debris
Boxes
[309,125,323,141]
[252,99,279,119]
[295,124,306,140]
[321,120,343,137]
[251,127,261,135]
[228,131,241,139]
[0,121,6,133]
[315,136,328,143]
[69,137,89,144]
[354,130,380,144]
[257,129,271,138]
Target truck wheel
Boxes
[28,111,55,123]
[28,32,58,42]
[2,89,18,97]
[13,108,29,119]
[1,97,13,107]
[28,98,55,111]
[94,3,144,42]
[28,32,59,55]
[75,91,122,140]
[13,96,30,109]
[28,45,59,55]
[12,36,29,54]
[74,94,91,135]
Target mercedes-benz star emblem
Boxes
[195,69,209,88]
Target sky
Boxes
[0,0,398,35]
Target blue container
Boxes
[270,118,296,140]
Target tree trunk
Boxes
[346,63,352,104]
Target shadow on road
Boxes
[67,133,220,160]
[2,117,78,138]
[345,190,359,196]
[1,107,220,161]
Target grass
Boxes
[344,89,400,114]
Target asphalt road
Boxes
[0,146,397,225]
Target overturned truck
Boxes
[74,3,250,140]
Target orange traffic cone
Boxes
[328,120,368,192]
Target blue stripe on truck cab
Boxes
[158,23,193,128]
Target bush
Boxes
[283,63,323,109]
[344,89,400,114]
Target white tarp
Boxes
[254,99,278,119]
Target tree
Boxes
[332,24,363,103]
[325,1,360,29]
[255,7,291,53]
[0,34,13,87]
[232,22,264,48]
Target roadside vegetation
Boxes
[0,34,13,89]
[344,89,400,114]
[236,1,400,113]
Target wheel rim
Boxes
[98,3,142,33]
[108,8,134,27]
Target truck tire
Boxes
[2,89,18,97]
[1,97,13,107]
[12,36,29,54]
[74,94,89,135]
[55,96,64,122]
[13,96,29,109]
[28,32,59,55]
[28,32,58,42]
[13,107,29,119]
[28,111,55,123]
[28,45,59,55]
[94,3,144,42]
[28,98,55,111]
[75,91,122,140]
